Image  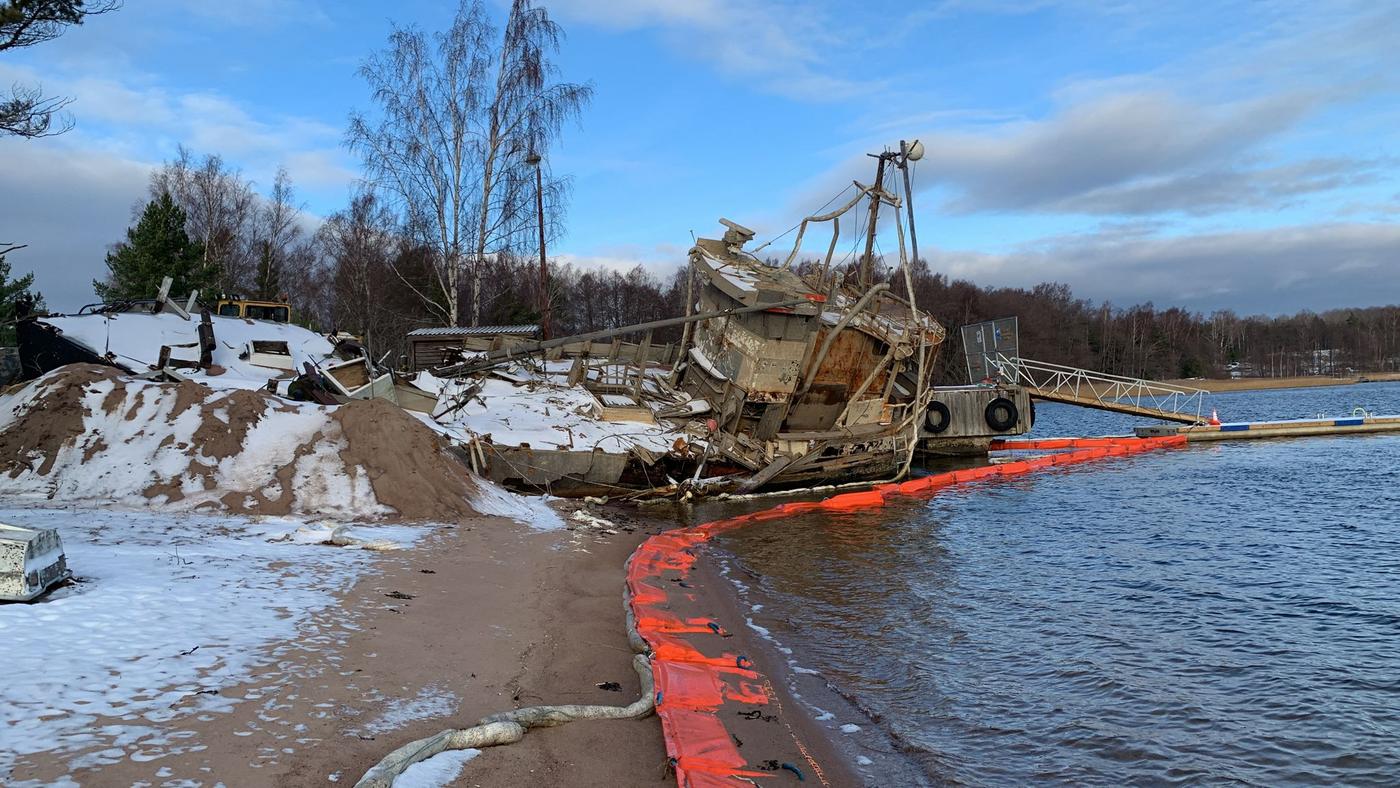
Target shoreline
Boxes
[698,541,932,786]
[1161,373,1400,393]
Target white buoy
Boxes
[0,523,72,602]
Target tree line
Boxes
[905,267,1400,382]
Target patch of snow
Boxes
[0,372,394,519]
[840,723,862,734]
[0,506,429,781]
[688,346,725,380]
[856,755,874,766]
[351,684,458,737]
[392,748,481,788]
[410,372,444,396]
[714,266,759,293]
[469,479,565,530]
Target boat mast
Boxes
[897,139,922,269]
[859,151,890,289]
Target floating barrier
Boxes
[629,434,1186,786]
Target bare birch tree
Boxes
[348,0,590,326]
[150,147,256,294]
[253,167,302,300]
[319,189,398,356]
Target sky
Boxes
[1,0,1397,316]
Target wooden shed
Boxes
[406,325,541,371]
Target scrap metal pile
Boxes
[13,144,951,498]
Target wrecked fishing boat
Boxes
[427,142,977,496]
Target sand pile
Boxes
[0,364,483,521]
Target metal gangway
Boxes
[987,353,1208,424]
[962,317,1209,425]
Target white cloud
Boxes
[547,0,879,100]
[797,89,1351,218]
[0,62,354,200]
[0,58,359,311]
[554,242,688,277]
[787,1,1400,222]
[0,140,153,312]
[933,222,1400,314]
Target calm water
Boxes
[716,382,1400,786]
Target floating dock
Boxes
[1135,414,1400,442]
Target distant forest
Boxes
[404,253,1400,386]
[66,150,1400,385]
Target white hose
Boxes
[353,564,655,787]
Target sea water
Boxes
[715,381,1400,785]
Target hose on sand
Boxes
[354,571,655,787]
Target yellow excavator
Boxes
[214,297,292,323]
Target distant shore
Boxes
[1162,372,1400,393]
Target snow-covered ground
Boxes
[41,312,338,391]
[0,505,430,785]
[0,370,395,518]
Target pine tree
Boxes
[1,252,46,345]
[93,192,211,302]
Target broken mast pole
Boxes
[860,152,888,289]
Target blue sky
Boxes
[1,0,1397,315]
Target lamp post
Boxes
[526,151,551,339]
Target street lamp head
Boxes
[525,152,542,166]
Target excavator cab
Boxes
[215,298,292,323]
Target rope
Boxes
[751,183,856,255]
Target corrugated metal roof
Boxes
[407,325,540,338]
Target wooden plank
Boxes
[633,330,653,399]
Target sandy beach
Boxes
[1162,372,1400,393]
[4,498,867,787]
[5,509,664,786]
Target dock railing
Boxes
[987,353,1210,424]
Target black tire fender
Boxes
[926,400,952,434]
[985,397,1018,432]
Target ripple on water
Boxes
[718,383,1400,786]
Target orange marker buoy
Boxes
[1208,408,1222,426]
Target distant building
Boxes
[406,325,541,371]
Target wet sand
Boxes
[14,503,861,786]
